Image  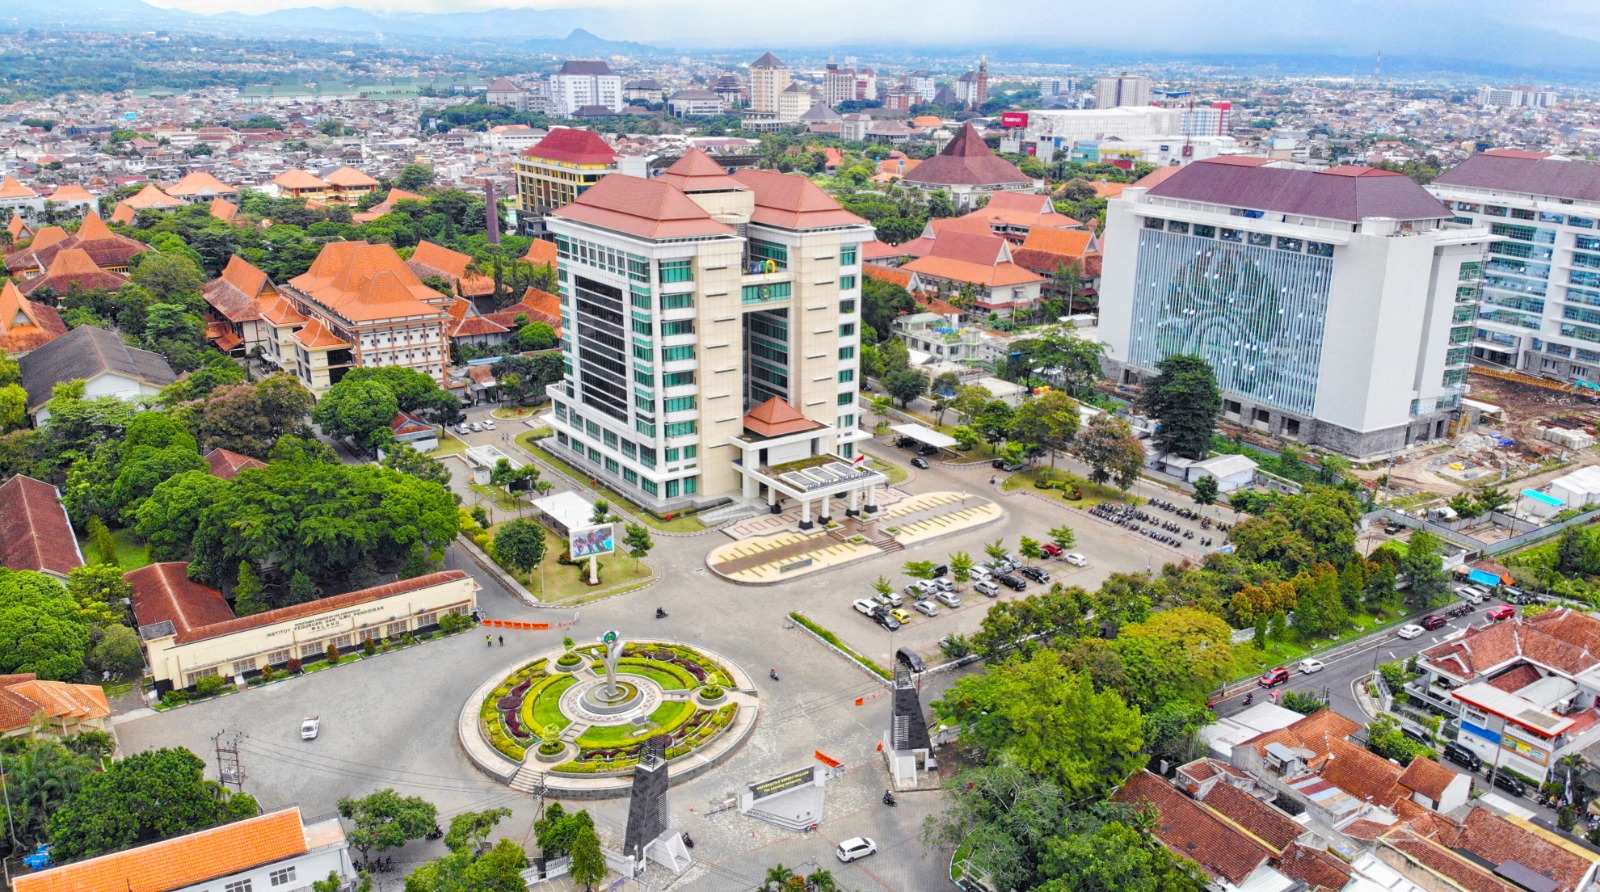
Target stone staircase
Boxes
[510,761,546,794]
[874,536,904,555]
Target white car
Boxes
[1297,658,1325,674]
[1063,553,1088,567]
[935,590,962,608]
[1396,624,1425,640]
[469,422,483,432]
[301,716,320,740]
[836,837,877,863]
[482,419,496,430]
[852,599,878,616]
[913,600,940,617]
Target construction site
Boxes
[1354,367,1600,519]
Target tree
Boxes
[951,384,993,424]
[1192,475,1219,506]
[952,425,980,451]
[883,368,929,407]
[234,560,269,616]
[89,623,145,677]
[443,807,512,855]
[406,839,528,892]
[66,563,134,626]
[1048,526,1076,550]
[872,575,894,599]
[337,789,438,863]
[493,519,547,573]
[1019,536,1044,564]
[134,470,229,561]
[313,378,400,451]
[935,651,1145,798]
[1112,608,1236,711]
[0,383,26,433]
[382,443,452,487]
[984,539,1008,562]
[975,401,1015,453]
[48,748,260,861]
[397,164,437,191]
[1402,530,1451,609]
[904,560,937,580]
[1073,414,1144,490]
[188,374,314,457]
[534,804,593,859]
[569,820,607,891]
[1008,391,1079,467]
[1,738,101,851]
[1136,354,1222,460]
[87,516,118,565]
[0,569,93,680]
[130,251,205,306]
[622,523,653,559]
[950,552,974,587]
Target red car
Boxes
[1487,605,1516,621]
[1259,667,1290,688]
[1041,543,1063,557]
[1421,614,1448,630]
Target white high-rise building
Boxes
[544,151,880,518]
[1476,86,1558,108]
[749,52,790,115]
[1430,150,1600,383]
[548,60,623,116]
[1099,158,1491,457]
[1095,73,1153,109]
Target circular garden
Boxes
[480,640,742,775]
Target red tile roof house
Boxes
[899,121,1039,211]
[126,563,478,691]
[902,230,1045,317]
[12,807,356,892]
[0,474,85,581]
[1410,608,1600,786]
[0,672,111,740]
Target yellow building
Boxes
[129,563,478,691]
[513,128,622,220]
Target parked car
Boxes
[874,612,902,631]
[1455,586,1485,605]
[1019,567,1051,584]
[902,583,930,600]
[1491,771,1528,797]
[482,419,496,430]
[301,716,321,740]
[1041,543,1063,557]
[974,580,1001,597]
[918,445,940,456]
[995,574,1027,592]
[913,600,940,618]
[1464,584,1492,600]
[1064,553,1089,567]
[852,599,879,617]
[889,608,913,623]
[1396,624,1425,640]
[455,424,470,434]
[1487,605,1516,621]
[895,436,917,448]
[911,457,931,469]
[935,590,962,608]
[836,837,877,863]
[1421,614,1448,630]
[931,577,955,592]
[469,422,483,432]
[1259,667,1290,688]
[1297,658,1325,674]
[971,565,993,581]
[991,458,1024,471]
[1443,742,1482,771]
[895,648,926,673]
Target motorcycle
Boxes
[655,607,668,619]
[883,790,897,806]
[770,668,780,681]
[1244,692,1254,706]
[681,831,695,849]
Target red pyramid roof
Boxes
[743,397,825,438]
[524,128,618,165]
[555,174,733,240]
[654,148,749,193]
[902,122,1031,187]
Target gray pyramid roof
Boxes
[752,52,785,69]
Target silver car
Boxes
[913,599,940,617]
[974,580,1001,597]
[935,590,962,608]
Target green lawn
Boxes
[470,483,527,511]
[1002,467,1135,509]
[618,662,692,690]
[515,432,707,533]
[574,700,696,747]
[507,548,654,604]
[871,456,910,485]
[529,675,576,735]
[78,527,153,570]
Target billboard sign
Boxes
[1000,111,1029,129]
[570,523,615,559]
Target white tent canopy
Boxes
[532,491,596,536]
[889,423,959,449]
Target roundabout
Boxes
[465,633,759,796]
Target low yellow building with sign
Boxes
[129,563,478,691]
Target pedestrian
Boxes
[498,635,504,647]
[486,635,492,648]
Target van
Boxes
[895,647,926,673]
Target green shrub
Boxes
[538,740,564,756]
[700,684,724,699]
[161,689,190,706]
[557,652,582,668]
[439,612,471,633]
[788,613,893,680]
[195,674,228,697]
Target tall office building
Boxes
[548,60,623,116]
[1095,73,1153,109]
[544,151,880,516]
[1099,158,1492,457]
[1430,150,1600,383]
[749,53,790,115]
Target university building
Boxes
[542,151,880,516]
[514,128,647,230]
[128,564,478,692]
[1429,150,1600,384]
[1099,157,1492,457]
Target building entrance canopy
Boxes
[889,423,958,449]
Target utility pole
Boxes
[211,730,247,792]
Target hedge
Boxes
[788,612,893,681]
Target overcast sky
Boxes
[140,0,1595,55]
